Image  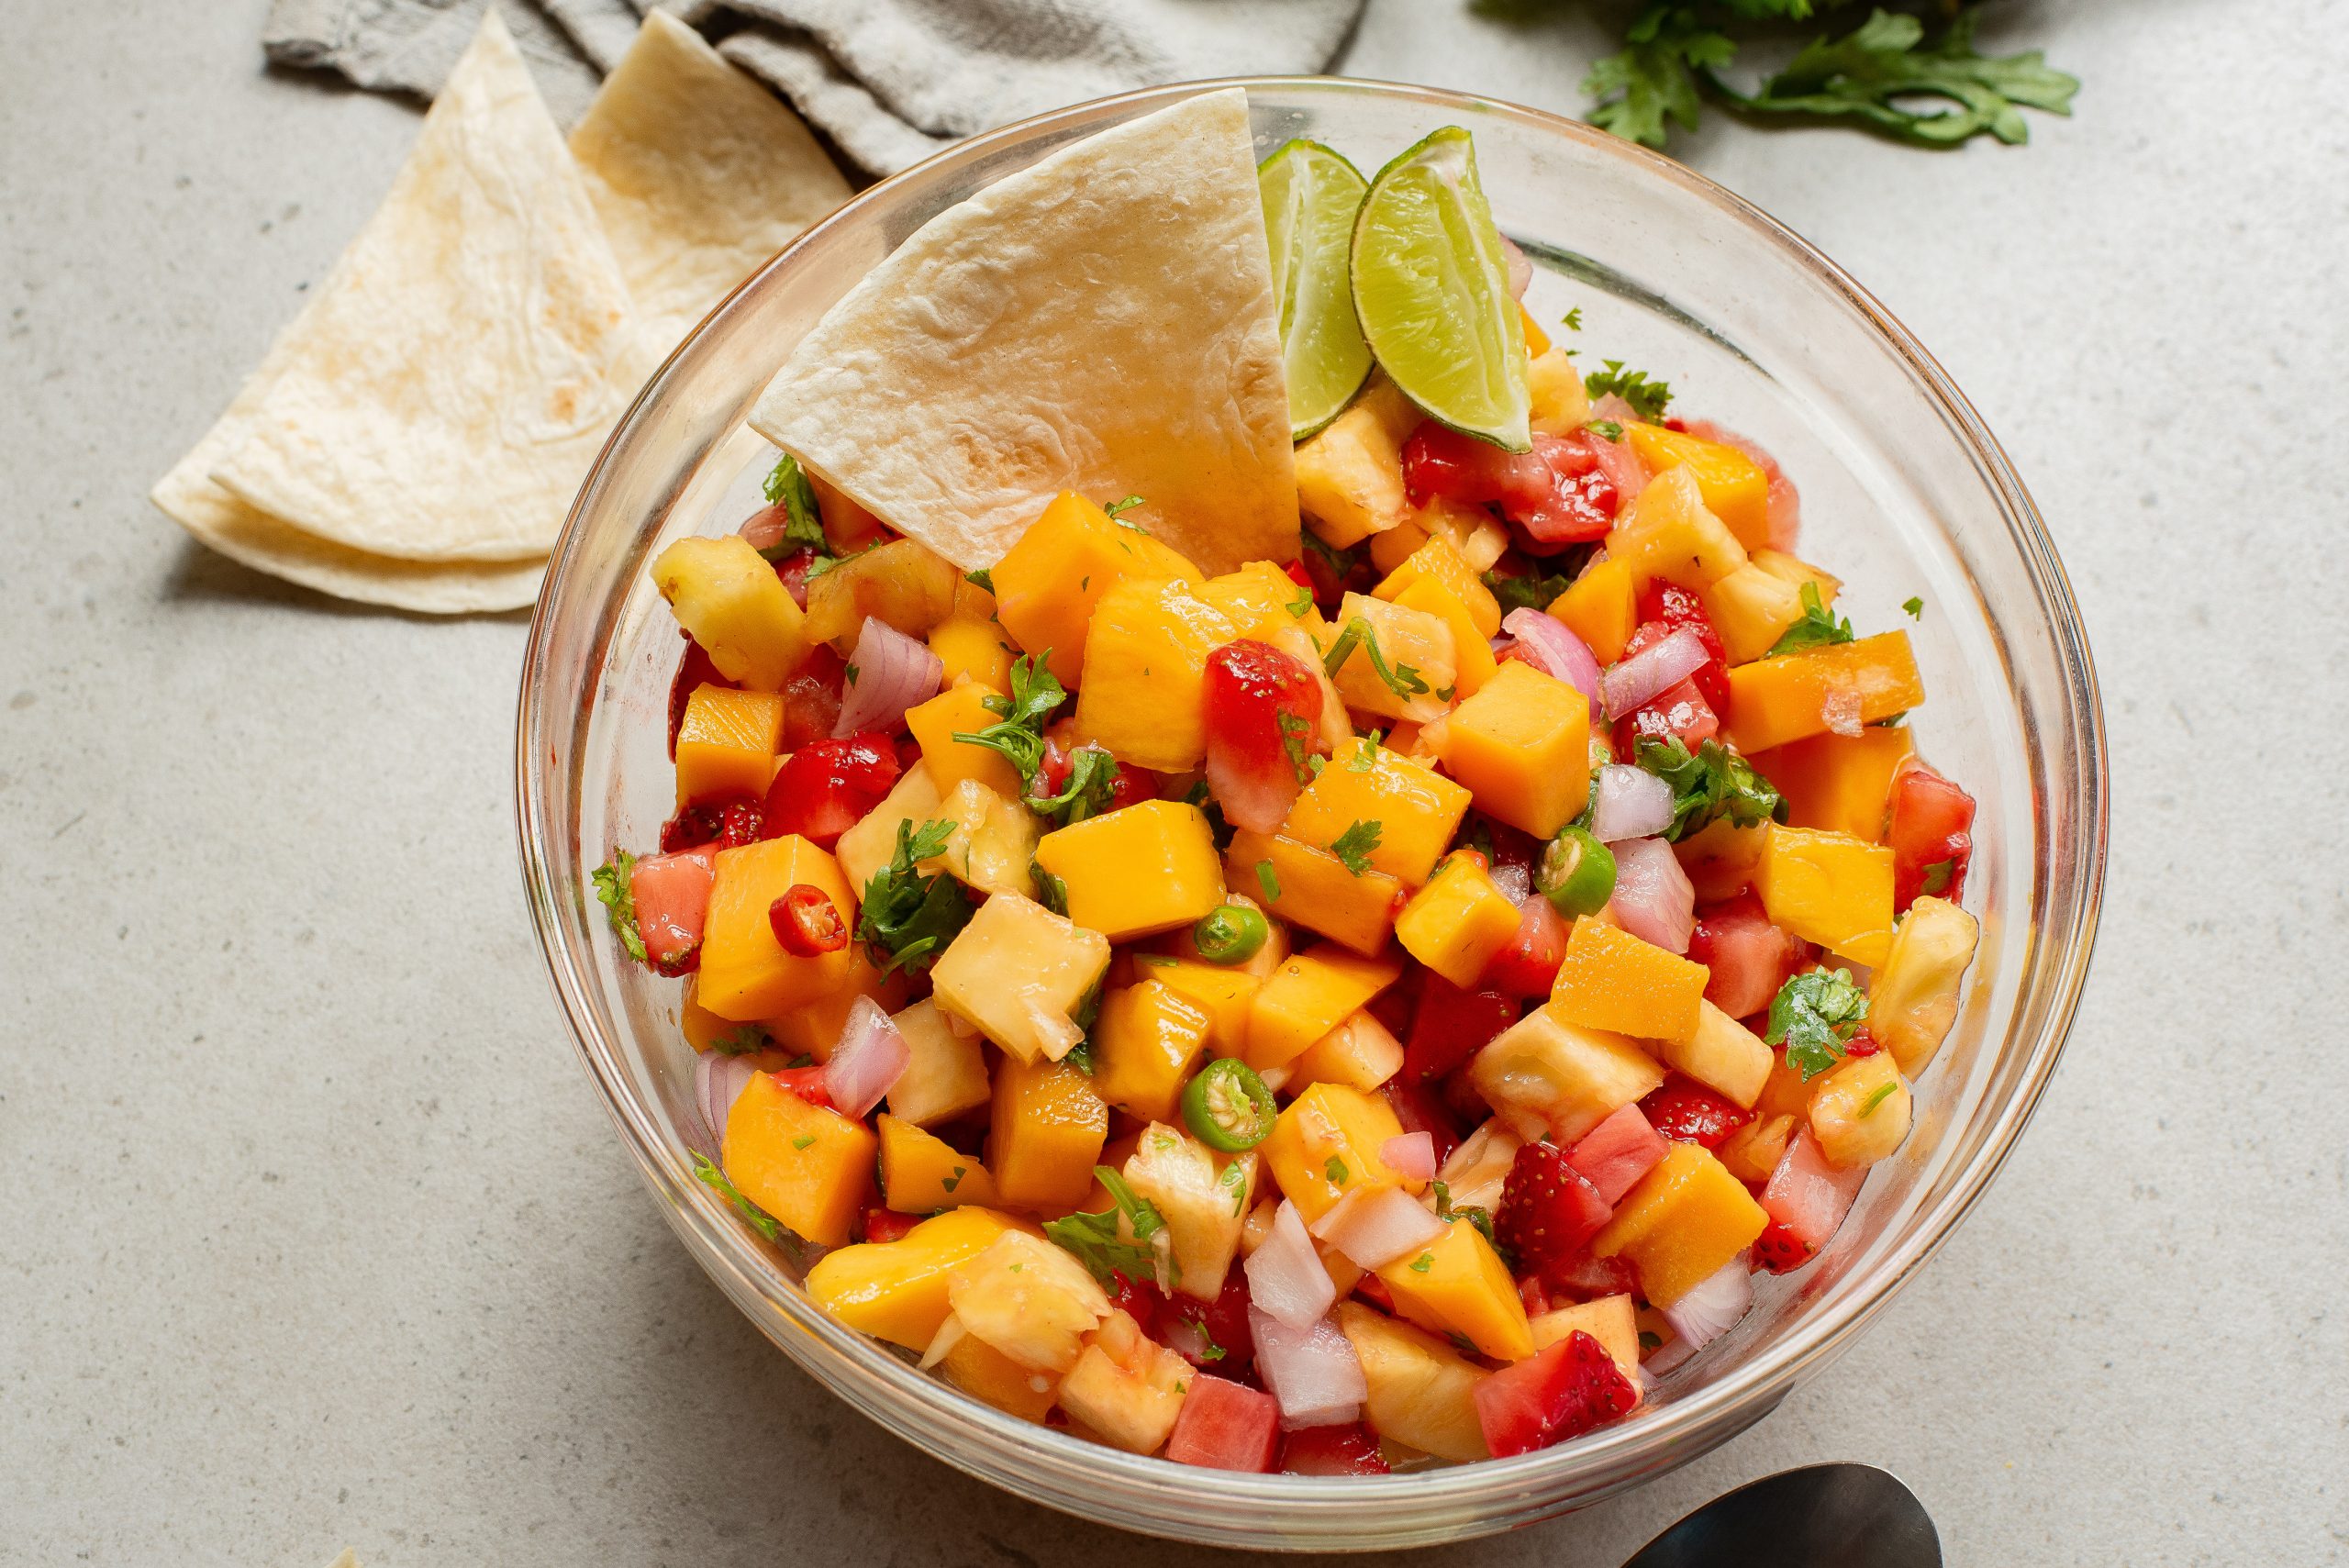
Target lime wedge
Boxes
[1259,139,1373,441]
[1350,127,1531,452]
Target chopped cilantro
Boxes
[1028,744,1123,826]
[1409,1252,1434,1273]
[1044,1166,1174,1286]
[790,1134,816,1151]
[693,1152,783,1243]
[1330,819,1384,875]
[1920,858,1955,897]
[707,1025,769,1056]
[856,818,975,975]
[1586,418,1625,442]
[1345,733,1384,773]
[1286,584,1315,617]
[1765,969,1871,1081]
[759,452,827,556]
[1639,1329,1664,1351]
[954,651,1118,821]
[1484,566,1576,617]
[1323,615,1429,699]
[1255,860,1281,903]
[590,851,647,964]
[942,1165,966,1193]
[1858,1082,1899,1118]
[1583,360,1673,420]
[1061,1040,1096,1074]
[1435,684,1455,703]
[1032,859,1070,916]
[965,568,995,594]
[843,663,860,686]
[1324,1156,1349,1184]
[1432,1180,1498,1251]
[1276,710,1317,784]
[1300,528,1362,584]
[1636,737,1787,840]
[1902,595,1923,620]
[1102,495,1146,522]
[1195,1327,1227,1361]
[1562,306,1584,331]
[1766,582,1855,657]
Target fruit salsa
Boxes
[591,97,1980,1473]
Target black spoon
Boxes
[1622,1463,1941,1568]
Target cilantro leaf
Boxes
[1484,565,1577,617]
[1919,857,1954,897]
[1586,419,1625,442]
[1431,1179,1499,1252]
[952,651,1068,782]
[965,568,995,594]
[1582,359,1675,420]
[1028,744,1122,827]
[1766,581,1855,657]
[1635,737,1786,840]
[591,851,647,964]
[1902,595,1923,620]
[759,453,827,556]
[1032,859,1070,916]
[1561,306,1584,331]
[1323,615,1430,699]
[1858,1080,1899,1118]
[856,818,975,974]
[707,1025,770,1056]
[1276,710,1318,785]
[1344,732,1385,773]
[1102,495,1146,522]
[1765,968,1871,1081]
[1584,3,1735,150]
[1255,859,1282,903]
[1044,1165,1175,1286]
[1330,819,1384,876]
[694,1152,784,1243]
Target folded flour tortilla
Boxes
[748,88,1297,575]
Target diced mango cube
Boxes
[698,837,863,1021]
[1123,1123,1255,1300]
[721,1072,875,1248]
[833,762,943,897]
[1335,1300,1489,1463]
[1658,999,1773,1109]
[1092,980,1215,1123]
[1132,955,1261,1059]
[1528,1295,1641,1386]
[1069,579,1239,771]
[877,1114,1000,1213]
[1589,1142,1767,1307]
[930,617,1015,691]
[1868,895,1979,1075]
[905,681,1024,800]
[1392,575,1499,698]
[884,998,992,1127]
[1807,1051,1911,1168]
[1281,741,1472,886]
[1287,1011,1405,1095]
[992,491,1200,688]
[1754,825,1896,967]
[1261,1082,1409,1222]
[1549,917,1709,1044]
[1034,800,1226,941]
[1753,728,1913,843]
[674,684,784,806]
[801,538,962,651]
[1376,1217,1534,1361]
[1246,946,1406,1073]
[1469,1005,1666,1144]
[651,534,809,691]
[1374,536,1502,639]
[1225,829,1402,958]
[1395,852,1522,987]
[988,1054,1108,1214]
[1551,559,1637,664]
[947,1229,1112,1373]
[1330,592,1454,723]
[1626,424,1770,550]
[806,1207,1019,1348]
[1723,631,1926,753]
[1197,561,1324,645]
[1606,466,1747,592]
[1435,661,1592,837]
[763,948,904,1062]
[930,893,1110,1064]
[1154,893,1291,982]
[1056,1310,1191,1453]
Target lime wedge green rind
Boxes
[1258,139,1374,443]
[1349,126,1531,453]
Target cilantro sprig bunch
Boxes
[1766,969,1871,1080]
[856,818,975,975]
[1578,3,2077,153]
[1635,737,1787,841]
[1044,1166,1176,1288]
[757,453,829,558]
[952,652,1123,826]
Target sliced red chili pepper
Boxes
[769,883,849,955]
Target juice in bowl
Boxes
[518,80,2104,1551]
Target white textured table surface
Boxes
[5,4,2344,1564]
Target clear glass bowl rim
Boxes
[515,74,2109,1545]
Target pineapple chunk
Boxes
[884,998,991,1127]
[946,1230,1111,1373]
[930,893,1111,1064]
[674,684,784,806]
[801,538,961,651]
[1393,574,1500,698]
[1700,562,1811,664]
[1092,981,1214,1123]
[1295,398,1411,547]
[1261,1082,1410,1223]
[1335,1300,1489,1463]
[1470,1006,1666,1145]
[1330,592,1454,724]
[806,1207,1018,1349]
[1433,1118,1522,1216]
[1526,348,1594,436]
[1868,895,1979,1075]
[1287,1010,1405,1095]
[1528,1294,1642,1388]
[1369,495,1508,574]
[1718,1111,1798,1185]
[1658,1000,1773,1109]
[920,777,1041,898]
[989,1054,1108,1213]
[877,1113,999,1213]
[651,534,810,691]
[1056,1309,1191,1454]
[1808,1052,1911,1169]
[1604,466,1748,592]
[834,762,944,897]
[1123,1123,1256,1300]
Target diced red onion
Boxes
[1248,1306,1366,1430]
[696,1051,757,1150]
[1821,685,1863,738]
[1607,836,1696,953]
[1643,1335,1698,1378]
[1500,607,1603,720]
[1658,1258,1753,1355]
[1309,1184,1446,1272]
[1601,628,1709,721]
[1590,764,1676,843]
[1499,235,1532,301]
[824,996,909,1118]
[1380,1132,1438,1183]
[1586,406,1650,505]
[831,617,942,739]
[1490,861,1532,907]
[1244,1201,1336,1329]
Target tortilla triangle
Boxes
[748,88,1297,576]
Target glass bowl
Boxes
[516,77,2106,1551]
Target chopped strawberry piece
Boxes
[1632,584,1731,713]
[762,734,901,849]
[1403,421,1553,513]
[1613,675,1719,759]
[1517,1274,1551,1317]
[1280,1421,1391,1475]
[629,846,713,976]
[1687,894,1800,1018]
[1381,1077,1463,1165]
[1641,1075,1753,1150]
[713,799,765,850]
[1353,1274,1396,1313]
[1887,759,1976,911]
[1201,639,1325,833]
[1106,1271,1168,1338]
[1842,1029,1880,1058]
[1281,559,1316,593]
[1539,1250,1639,1302]
[769,1064,834,1110]
[1166,1375,1280,1473]
[1473,1329,1638,1456]
[1481,893,1566,998]
[862,1207,919,1244]
[779,644,849,751]
[667,631,731,759]
[659,800,722,853]
[1402,976,1519,1084]
[1752,1220,1814,1274]
[1497,1141,1614,1284]
[1566,1103,1669,1205]
[1163,1273,1253,1373]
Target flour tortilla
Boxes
[211,11,648,562]
[570,11,852,358]
[748,88,1297,575]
